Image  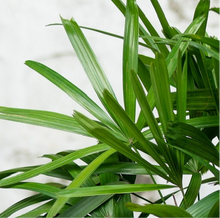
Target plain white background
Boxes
[0,0,219,216]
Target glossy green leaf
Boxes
[60,17,116,104]
[193,0,210,36]
[176,50,187,122]
[111,0,159,52]
[60,17,114,98]
[150,52,174,133]
[0,106,90,136]
[57,183,175,198]
[186,191,219,217]
[25,61,119,133]
[180,172,202,209]
[0,163,77,181]
[5,182,61,198]
[0,143,110,187]
[150,0,173,38]
[122,0,139,121]
[126,203,193,217]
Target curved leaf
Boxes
[25,61,118,132]
[0,106,90,136]
[180,172,202,209]
[210,7,220,14]
[60,17,116,103]
[186,191,219,217]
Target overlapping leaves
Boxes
[0,0,219,217]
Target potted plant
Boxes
[0,0,219,217]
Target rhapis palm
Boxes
[0,0,219,217]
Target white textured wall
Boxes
[0,0,219,215]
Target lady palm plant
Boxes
[0,0,219,217]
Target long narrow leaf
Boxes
[60,17,116,104]
[0,143,110,187]
[130,71,165,147]
[180,172,202,209]
[25,61,119,133]
[0,106,90,136]
[150,52,174,133]
[123,0,139,121]
[193,0,210,36]
[46,149,116,217]
[5,182,61,198]
[57,183,175,198]
[176,50,188,122]
[150,0,173,38]
[213,58,219,90]
[111,0,159,53]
